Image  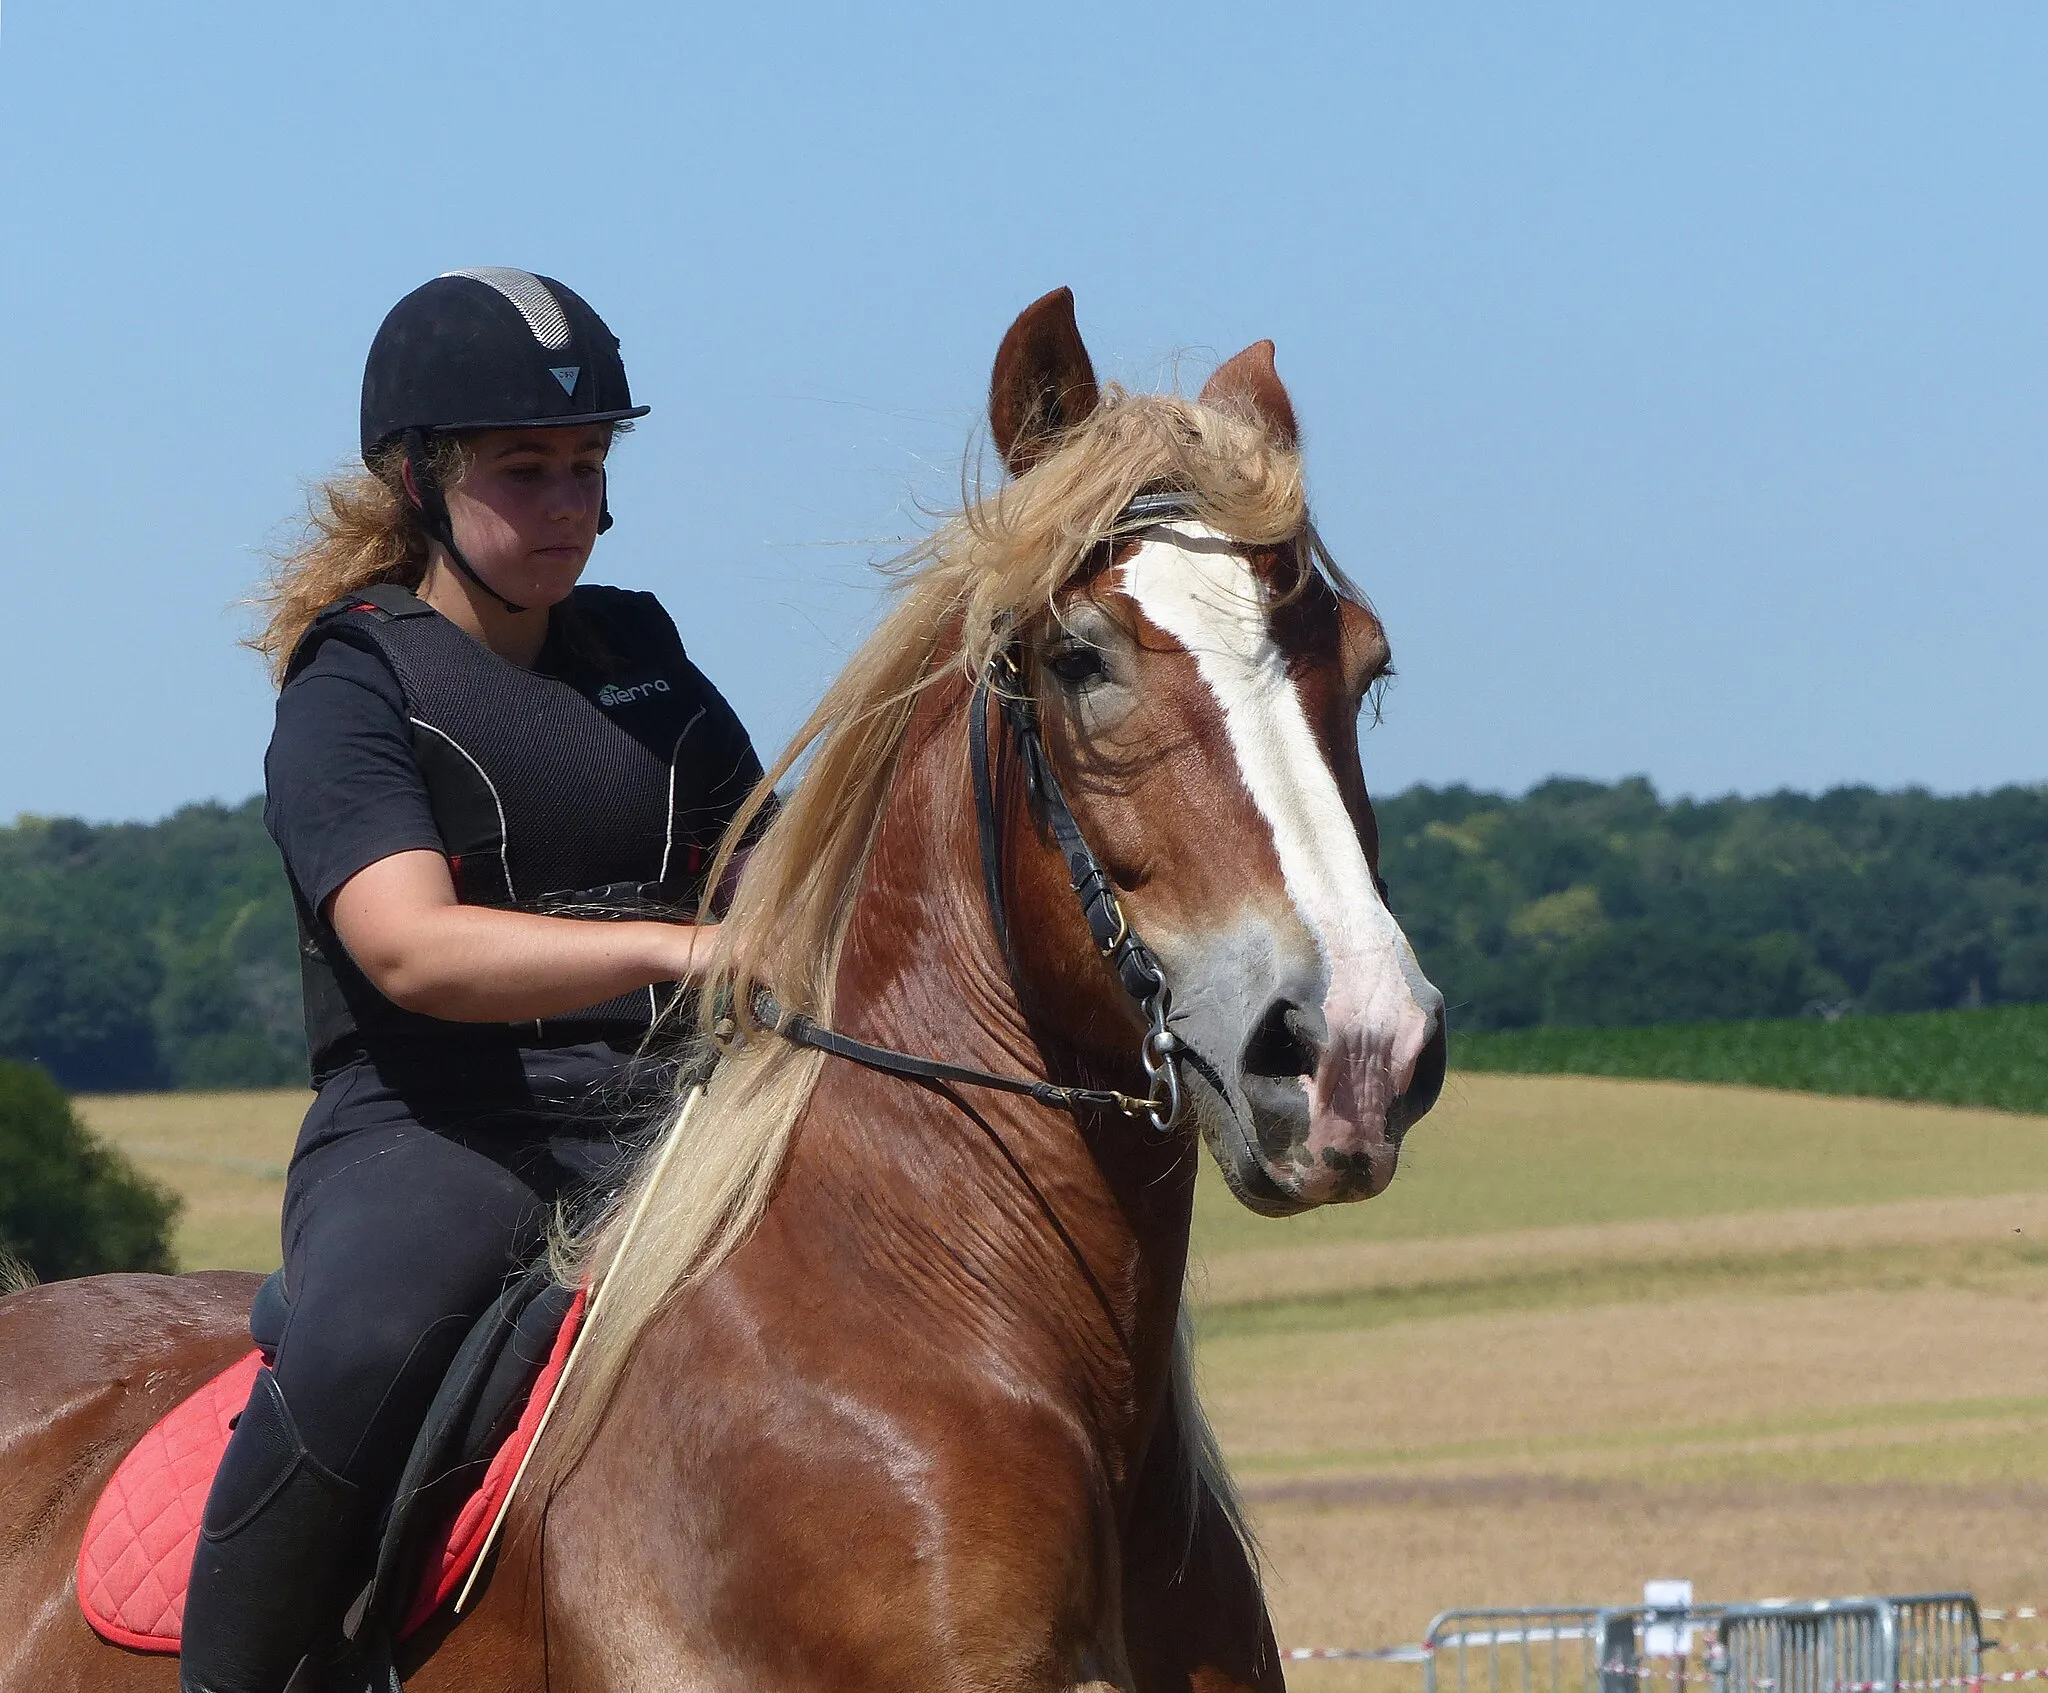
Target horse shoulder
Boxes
[537,1243,1135,1691]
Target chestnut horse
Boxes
[0,287,1445,1692]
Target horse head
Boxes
[989,287,1447,1216]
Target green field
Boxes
[1188,1065,2048,1256]
[1452,1001,2048,1113]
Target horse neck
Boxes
[793,672,1197,1484]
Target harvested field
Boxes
[1254,1480,2048,1693]
[77,1088,301,1272]
[1200,1285,2048,1480]
[1186,1075,2048,1677]
[74,1075,2048,1672]
[1199,1190,2048,1311]
[1190,1073,2048,1255]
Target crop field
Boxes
[78,1075,2048,1684]
[1454,1002,2048,1114]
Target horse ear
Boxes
[1199,340,1299,449]
[989,287,1100,476]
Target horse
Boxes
[0,286,1446,1692]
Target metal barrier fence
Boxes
[1421,1608,1651,1693]
[1716,1595,1981,1693]
[1892,1596,1988,1693]
[1418,1595,1982,1693]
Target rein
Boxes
[757,494,1198,1135]
[755,996,1164,1122]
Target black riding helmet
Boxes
[361,268,650,613]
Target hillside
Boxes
[85,1076,2048,1669]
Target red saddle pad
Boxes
[76,1287,585,1654]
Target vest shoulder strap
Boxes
[555,584,688,677]
[282,584,437,688]
[346,583,437,621]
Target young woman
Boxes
[180,269,763,1693]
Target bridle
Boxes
[750,492,1405,1143]
[754,491,1201,1136]
[966,641,1182,1132]
[755,647,1184,1132]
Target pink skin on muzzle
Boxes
[1301,978,1436,1201]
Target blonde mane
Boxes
[532,387,1305,1556]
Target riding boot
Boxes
[179,1367,371,1693]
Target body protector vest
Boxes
[284,584,761,1077]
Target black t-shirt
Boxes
[265,639,446,918]
[265,590,764,1082]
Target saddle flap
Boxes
[76,1351,266,1652]
[76,1273,585,1657]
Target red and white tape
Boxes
[1282,1646,1431,1663]
[1610,1668,2048,1692]
[1756,1675,2048,1693]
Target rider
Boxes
[180,269,763,1693]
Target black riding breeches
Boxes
[268,1043,641,1494]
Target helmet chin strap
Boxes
[403,429,531,615]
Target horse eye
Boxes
[1047,644,1108,688]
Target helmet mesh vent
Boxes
[441,267,573,352]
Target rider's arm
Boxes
[267,642,719,1026]
[327,850,714,1023]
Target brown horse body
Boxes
[0,290,1442,1691]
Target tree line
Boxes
[1380,778,2048,1031]
[0,800,301,1092]
[1,778,2045,1091]
[0,1058,178,1282]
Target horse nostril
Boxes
[1397,1015,1449,1125]
[1243,999,1320,1081]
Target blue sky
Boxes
[2,4,2043,823]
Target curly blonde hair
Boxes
[246,436,469,683]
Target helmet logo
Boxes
[549,365,580,396]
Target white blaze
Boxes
[1120,526,1437,1107]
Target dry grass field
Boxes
[1188,1076,2048,1683]
[77,1088,302,1272]
[76,1074,2048,1681]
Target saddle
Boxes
[76,1261,585,1658]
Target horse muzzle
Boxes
[1210,979,1447,1216]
